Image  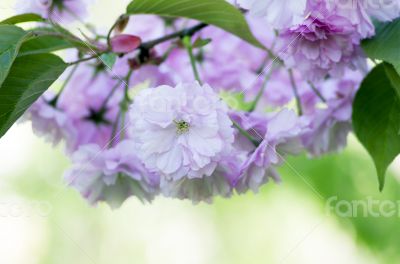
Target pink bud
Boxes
[110,34,142,53]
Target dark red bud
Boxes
[110,34,141,53]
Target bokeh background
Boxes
[1,1,400,263]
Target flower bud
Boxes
[115,15,130,33]
[110,34,141,53]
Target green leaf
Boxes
[0,13,44,25]
[18,35,74,56]
[0,54,67,138]
[352,63,400,191]
[362,18,400,75]
[385,63,400,100]
[27,27,96,52]
[126,0,265,49]
[0,25,30,86]
[220,91,253,111]
[192,38,212,48]
[100,53,118,69]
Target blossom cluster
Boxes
[21,0,400,206]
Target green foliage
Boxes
[0,13,44,24]
[126,0,265,49]
[359,17,400,191]
[0,25,30,86]
[281,150,400,262]
[352,64,400,190]
[0,54,67,138]
[385,62,400,100]
[362,18,400,75]
[26,25,98,52]
[0,25,67,139]
[220,91,254,112]
[192,37,212,48]
[19,35,74,56]
[100,53,118,69]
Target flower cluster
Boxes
[20,0,400,206]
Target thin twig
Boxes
[183,36,202,84]
[68,54,104,65]
[233,121,260,147]
[107,15,129,48]
[249,64,277,112]
[288,69,303,116]
[140,23,208,50]
[307,81,326,103]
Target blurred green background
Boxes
[2,122,400,264]
[2,0,400,263]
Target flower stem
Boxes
[49,63,79,106]
[307,81,326,103]
[183,35,202,85]
[107,15,129,49]
[249,65,276,112]
[60,63,78,93]
[100,79,123,111]
[232,121,260,147]
[288,69,303,116]
[123,70,134,102]
[110,114,121,147]
[110,70,133,147]
[68,53,105,65]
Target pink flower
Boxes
[302,73,361,156]
[234,109,309,193]
[57,64,123,152]
[320,0,375,38]
[278,14,366,80]
[26,91,76,146]
[65,141,159,208]
[129,82,234,186]
[332,0,399,36]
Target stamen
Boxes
[175,120,190,134]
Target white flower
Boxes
[129,82,234,181]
